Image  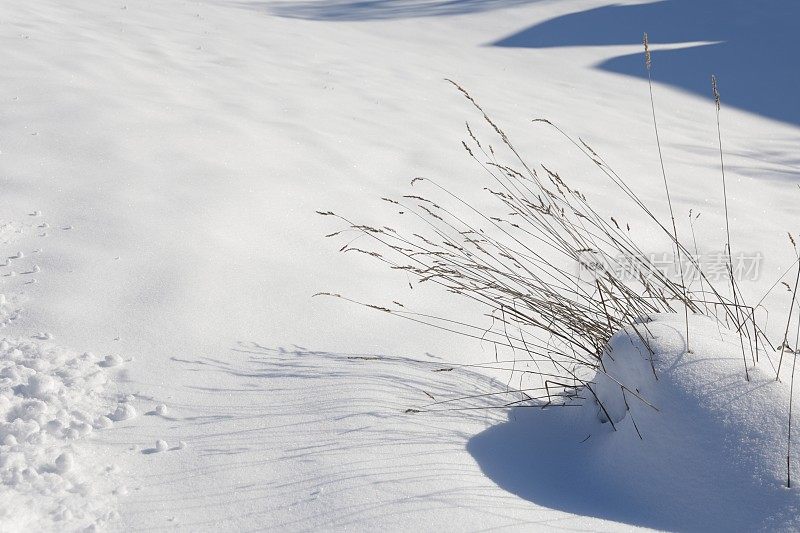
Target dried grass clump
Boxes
[319,78,771,409]
[317,43,800,484]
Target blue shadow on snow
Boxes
[492,0,800,127]
[468,405,797,531]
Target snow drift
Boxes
[471,313,800,531]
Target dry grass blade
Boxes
[319,81,776,431]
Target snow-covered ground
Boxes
[0,0,799,530]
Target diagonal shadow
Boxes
[156,341,800,530]
[469,400,800,531]
[153,344,561,529]
[492,0,800,127]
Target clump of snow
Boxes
[99,353,124,368]
[54,452,74,474]
[0,337,121,530]
[109,403,136,422]
[154,403,167,416]
[154,440,168,453]
[94,416,114,429]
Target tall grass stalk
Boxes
[711,74,751,381]
[643,33,691,354]
[778,239,800,381]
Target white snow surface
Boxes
[0,338,122,531]
[0,0,799,531]
[587,314,800,530]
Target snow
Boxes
[586,314,800,530]
[99,354,124,368]
[0,0,798,530]
[109,403,137,423]
[0,337,122,530]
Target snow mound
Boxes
[589,313,800,529]
[470,313,800,530]
[0,337,121,530]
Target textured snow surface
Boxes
[0,0,799,530]
[0,294,21,328]
[0,212,132,530]
[0,338,122,531]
